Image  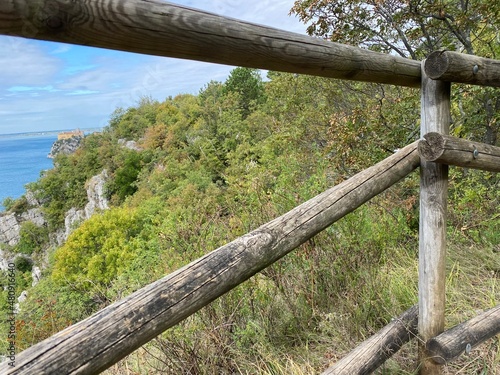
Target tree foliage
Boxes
[51,207,144,293]
[291,0,500,58]
[291,0,500,146]
[16,221,49,255]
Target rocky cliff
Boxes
[48,135,83,158]
[0,208,45,246]
[0,170,109,253]
[56,169,109,244]
[0,169,109,313]
[0,169,109,250]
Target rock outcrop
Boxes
[118,139,142,151]
[56,169,109,245]
[21,208,45,227]
[0,208,45,247]
[85,170,109,218]
[32,266,42,287]
[0,213,20,246]
[48,135,83,158]
[0,249,10,271]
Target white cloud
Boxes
[7,85,59,93]
[66,90,100,96]
[0,1,304,134]
[0,38,61,87]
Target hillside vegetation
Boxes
[1,0,500,372]
[0,66,498,373]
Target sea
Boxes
[0,131,58,211]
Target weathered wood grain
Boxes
[418,66,451,375]
[0,0,422,87]
[425,51,500,87]
[0,142,420,374]
[426,305,500,365]
[322,305,418,375]
[419,132,500,172]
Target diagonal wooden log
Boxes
[321,305,419,375]
[426,305,500,365]
[0,0,422,87]
[419,132,500,173]
[0,142,420,375]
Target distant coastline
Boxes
[0,128,103,210]
[0,127,103,139]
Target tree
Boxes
[291,0,499,59]
[291,0,500,145]
[223,67,265,118]
[16,221,49,255]
[106,150,143,204]
[52,207,142,291]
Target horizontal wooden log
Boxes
[425,51,500,87]
[0,0,422,87]
[322,305,418,375]
[418,132,500,172]
[426,305,500,365]
[0,142,420,375]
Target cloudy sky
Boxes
[0,1,306,135]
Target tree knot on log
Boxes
[45,15,64,30]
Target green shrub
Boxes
[16,221,49,255]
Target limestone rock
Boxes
[18,290,28,304]
[118,139,142,151]
[85,170,109,218]
[0,249,11,271]
[48,136,83,158]
[32,266,42,287]
[0,209,45,247]
[0,213,20,246]
[20,208,45,227]
[63,208,86,243]
[25,190,40,207]
[58,170,109,244]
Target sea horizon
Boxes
[0,127,103,138]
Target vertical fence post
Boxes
[418,63,451,374]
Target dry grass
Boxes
[102,236,499,375]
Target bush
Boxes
[2,196,29,214]
[14,256,33,273]
[16,221,49,255]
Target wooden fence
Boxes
[0,1,499,374]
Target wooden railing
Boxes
[0,1,499,374]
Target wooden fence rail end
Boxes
[321,305,418,375]
[424,51,500,87]
[426,305,500,365]
[419,132,500,173]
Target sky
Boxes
[0,1,307,135]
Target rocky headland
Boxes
[48,134,84,158]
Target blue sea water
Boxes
[0,132,57,211]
